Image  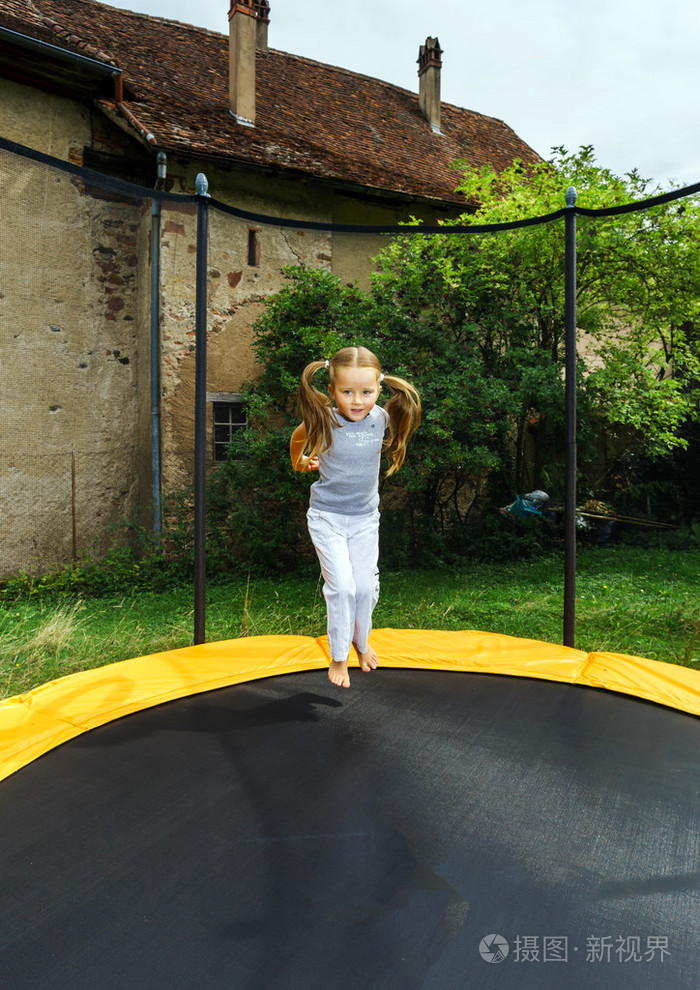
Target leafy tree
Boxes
[373,146,700,498]
[210,148,700,571]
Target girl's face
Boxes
[329,366,381,422]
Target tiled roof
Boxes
[0,0,116,64]
[0,0,542,204]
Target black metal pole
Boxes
[194,173,210,645]
[150,195,162,549]
[563,186,578,648]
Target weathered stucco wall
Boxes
[329,191,452,289]
[0,77,92,160]
[0,95,151,575]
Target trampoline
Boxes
[1,629,698,990]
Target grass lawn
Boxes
[1,546,698,700]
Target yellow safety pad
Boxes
[0,702,84,780]
[1,630,698,783]
[580,651,700,716]
[0,635,327,782]
[351,628,589,681]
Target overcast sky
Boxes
[109,0,699,191]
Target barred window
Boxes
[210,394,248,461]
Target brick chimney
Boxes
[418,37,442,134]
[229,0,270,126]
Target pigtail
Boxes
[298,360,337,462]
[382,375,421,476]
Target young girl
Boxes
[290,346,421,688]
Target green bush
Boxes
[205,429,315,575]
[0,546,162,601]
[0,526,192,603]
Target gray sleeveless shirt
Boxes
[310,405,389,516]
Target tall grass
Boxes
[1,601,86,696]
[1,547,697,700]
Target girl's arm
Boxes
[290,423,319,472]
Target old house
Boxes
[0,0,541,575]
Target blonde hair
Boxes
[298,346,421,476]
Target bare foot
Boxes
[329,660,351,688]
[357,646,379,673]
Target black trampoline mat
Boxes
[0,668,698,990]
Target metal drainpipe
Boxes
[150,151,167,548]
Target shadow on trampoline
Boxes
[76,690,346,746]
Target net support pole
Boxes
[563,186,578,648]
[194,174,210,645]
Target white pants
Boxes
[307,507,380,663]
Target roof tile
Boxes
[1,0,542,203]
